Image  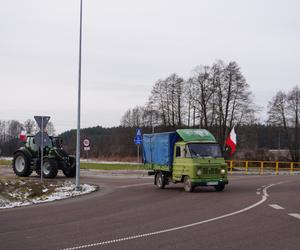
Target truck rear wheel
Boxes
[155,172,165,189]
[183,176,194,192]
[12,152,32,177]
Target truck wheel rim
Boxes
[15,156,25,172]
[43,162,51,175]
[184,178,191,191]
[157,176,162,187]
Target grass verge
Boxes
[80,162,148,170]
[0,159,149,170]
[0,159,11,166]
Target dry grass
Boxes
[0,177,57,203]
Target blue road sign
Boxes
[134,136,142,145]
[136,128,142,136]
[134,128,142,145]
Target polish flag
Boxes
[19,129,27,142]
[225,126,236,156]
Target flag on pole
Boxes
[19,128,27,142]
[225,126,237,156]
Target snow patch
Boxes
[0,181,97,209]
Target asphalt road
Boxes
[0,169,300,250]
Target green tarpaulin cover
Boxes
[176,129,216,142]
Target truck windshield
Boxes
[188,143,222,158]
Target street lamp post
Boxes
[76,0,83,191]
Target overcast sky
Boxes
[1,0,299,133]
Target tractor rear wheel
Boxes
[12,152,32,177]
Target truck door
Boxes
[173,145,187,180]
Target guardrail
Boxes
[226,160,300,175]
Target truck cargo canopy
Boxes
[176,129,216,142]
[143,132,179,167]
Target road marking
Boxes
[119,183,152,189]
[288,213,300,220]
[269,204,284,210]
[62,182,283,250]
[256,192,261,195]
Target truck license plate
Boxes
[207,181,218,185]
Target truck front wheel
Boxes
[214,184,225,192]
[183,176,194,192]
[155,172,165,189]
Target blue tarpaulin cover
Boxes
[143,132,179,167]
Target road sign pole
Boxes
[137,144,140,163]
[40,117,44,183]
[75,0,83,191]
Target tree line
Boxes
[121,60,257,148]
[121,60,300,161]
[0,119,55,156]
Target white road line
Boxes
[269,204,284,210]
[288,213,300,220]
[119,183,152,189]
[62,182,283,250]
[256,192,261,195]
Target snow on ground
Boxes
[0,180,97,209]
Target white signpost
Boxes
[83,139,90,159]
[34,116,50,183]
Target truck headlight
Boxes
[197,169,202,176]
[221,169,226,174]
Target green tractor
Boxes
[12,135,76,178]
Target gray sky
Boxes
[1,0,299,133]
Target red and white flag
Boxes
[19,129,27,142]
[225,126,236,156]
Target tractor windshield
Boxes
[188,143,222,158]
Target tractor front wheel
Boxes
[63,162,76,178]
[41,159,58,178]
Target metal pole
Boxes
[76,0,83,191]
[137,144,140,163]
[41,117,44,183]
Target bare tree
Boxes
[24,119,36,134]
[267,86,300,161]
[7,120,23,139]
[213,61,257,147]
[120,106,146,127]
[46,122,56,136]
[120,109,132,127]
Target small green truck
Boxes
[143,129,228,192]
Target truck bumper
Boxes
[191,179,228,186]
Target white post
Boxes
[40,117,44,183]
[76,0,83,191]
